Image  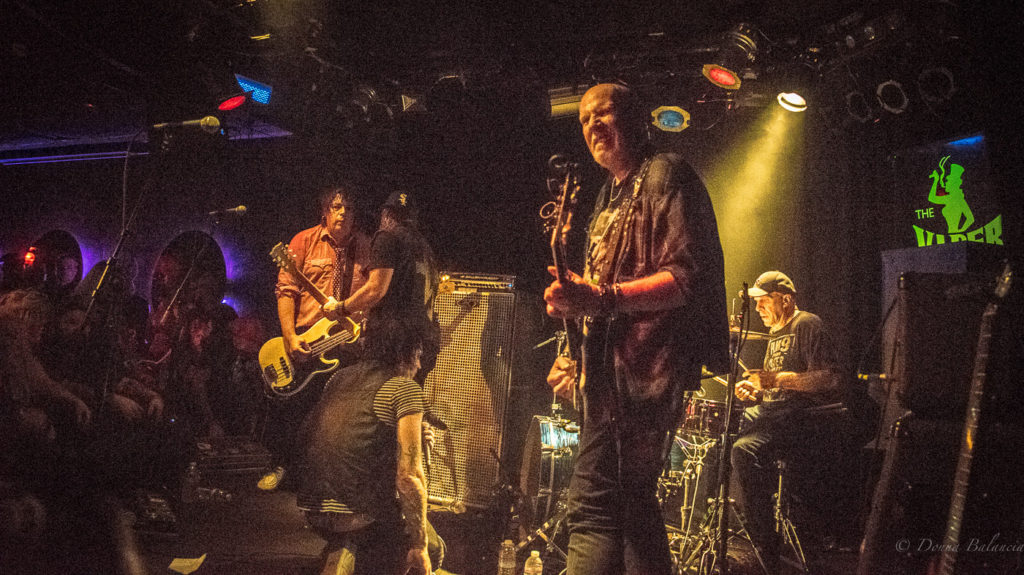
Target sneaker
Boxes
[257,466,285,491]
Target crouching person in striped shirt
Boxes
[297,314,445,575]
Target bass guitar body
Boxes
[259,316,360,398]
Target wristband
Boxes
[597,283,616,315]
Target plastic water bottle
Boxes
[181,462,200,504]
[523,550,543,575]
[497,539,516,575]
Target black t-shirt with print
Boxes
[762,310,837,403]
[367,226,434,322]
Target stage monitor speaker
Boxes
[424,273,518,511]
[894,272,988,419]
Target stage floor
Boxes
[134,480,858,575]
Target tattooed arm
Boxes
[396,411,431,574]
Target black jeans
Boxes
[564,373,680,575]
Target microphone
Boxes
[423,410,448,431]
[208,205,247,217]
[152,116,221,134]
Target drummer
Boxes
[729,271,849,573]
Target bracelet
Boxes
[339,299,347,317]
[597,283,618,316]
[611,283,623,311]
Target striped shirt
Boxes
[297,375,423,515]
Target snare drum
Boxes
[519,416,579,529]
[679,398,730,438]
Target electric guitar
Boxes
[542,155,581,409]
[259,242,361,398]
[934,262,1013,575]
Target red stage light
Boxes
[218,95,247,111]
[702,64,742,90]
[704,66,737,86]
[24,248,36,266]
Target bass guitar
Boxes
[259,242,361,398]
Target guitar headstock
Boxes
[995,262,1013,300]
[541,161,580,242]
[270,242,299,274]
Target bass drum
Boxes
[518,416,579,530]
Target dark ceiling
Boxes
[0,0,975,154]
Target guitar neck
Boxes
[292,267,331,305]
[937,300,1000,574]
[937,263,1013,575]
[551,244,577,360]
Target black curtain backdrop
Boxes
[0,77,1001,381]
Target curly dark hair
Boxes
[363,314,431,370]
[316,184,373,236]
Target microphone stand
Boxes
[712,282,752,573]
[83,129,150,418]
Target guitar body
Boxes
[258,316,360,398]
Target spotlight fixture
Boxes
[917,66,955,103]
[548,85,588,119]
[218,93,248,111]
[845,91,875,123]
[875,79,908,114]
[651,106,691,131]
[773,56,818,113]
[777,93,807,113]
[702,23,759,91]
[340,85,393,128]
[234,74,273,104]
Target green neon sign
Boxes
[912,155,1003,247]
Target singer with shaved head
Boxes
[544,83,729,574]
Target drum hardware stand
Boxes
[690,283,773,575]
[774,460,810,573]
[516,496,570,563]
[675,493,767,575]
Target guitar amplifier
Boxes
[425,272,518,511]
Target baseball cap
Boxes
[383,190,415,211]
[743,270,796,298]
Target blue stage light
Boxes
[235,74,272,105]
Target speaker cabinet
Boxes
[894,272,988,419]
[424,273,518,510]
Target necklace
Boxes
[608,177,625,203]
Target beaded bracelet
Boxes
[597,283,622,315]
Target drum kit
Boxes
[516,374,752,574]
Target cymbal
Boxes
[729,328,772,341]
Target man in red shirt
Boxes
[259,184,373,491]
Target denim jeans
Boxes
[563,371,683,575]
